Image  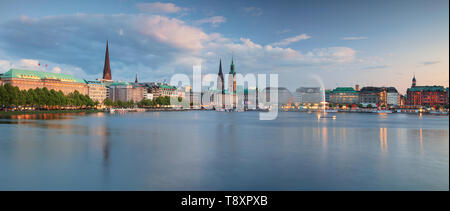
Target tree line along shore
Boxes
[0,84,180,113]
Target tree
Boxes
[0,84,95,110]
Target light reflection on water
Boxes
[0,111,448,190]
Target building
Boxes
[147,83,177,98]
[108,82,145,102]
[385,87,399,106]
[325,89,331,102]
[329,87,360,105]
[261,87,294,106]
[86,80,108,103]
[144,93,153,100]
[216,59,225,109]
[359,86,398,107]
[211,57,240,109]
[228,56,237,108]
[294,87,322,104]
[406,76,448,107]
[360,87,382,107]
[0,69,88,95]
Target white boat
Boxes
[429,111,448,115]
[323,109,338,113]
[375,110,392,114]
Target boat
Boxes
[429,111,448,115]
[323,109,338,113]
[374,110,393,114]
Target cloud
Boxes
[362,65,390,70]
[136,2,186,14]
[242,7,263,16]
[0,13,360,83]
[0,60,11,72]
[19,59,40,67]
[341,36,368,40]
[134,15,209,50]
[52,66,62,73]
[421,61,440,66]
[195,16,226,27]
[271,34,311,46]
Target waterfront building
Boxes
[244,87,258,109]
[325,89,331,102]
[144,93,153,100]
[216,59,225,109]
[147,83,177,98]
[386,87,399,106]
[210,57,240,109]
[228,56,237,108]
[86,80,107,103]
[360,86,398,107]
[108,82,132,102]
[108,81,145,102]
[0,69,88,95]
[294,87,322,104]
[261,87,294,107]
[329,87,360,105]
[360,87,382,107]
[406,76,448,107]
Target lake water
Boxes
[0,111,448,190]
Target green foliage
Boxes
[137,96,174,108]
[0,84,95,110]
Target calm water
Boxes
[0,111,448,190]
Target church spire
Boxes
[102,40,112,80]
[135,73,138,83]
[218,59,223,76]
[229,53,235,75]
[412,74,416,87]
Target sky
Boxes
[0,0,448,94]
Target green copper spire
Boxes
[229,54,235,75]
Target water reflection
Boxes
[419,128,423,156]
[379,128,388,152]
[1,112,83,121]
[0,111,448,190]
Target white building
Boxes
[387,90,399,106]
[144,93,153,100]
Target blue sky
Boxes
[0,0,448,93]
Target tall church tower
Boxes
[412,75,416,87]
[229,55,237,109]
[217,59,225,108]
[230,55,236,92]
[102,41,112,80]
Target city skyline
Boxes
[0,0,448,94]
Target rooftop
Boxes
[332,87,358,93]
[408,86,446,92]
[2,68,85,83]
